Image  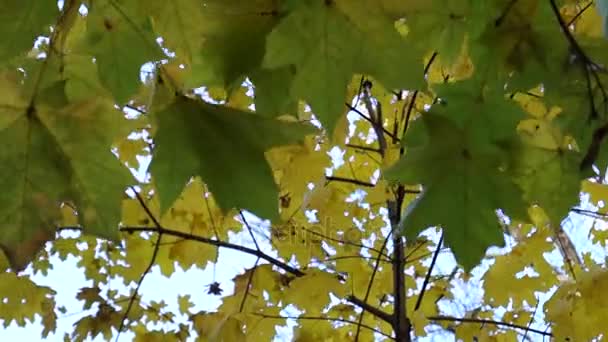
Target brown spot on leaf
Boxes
[462,148,471,160]
[103,18,113,31]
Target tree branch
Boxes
[120,226,305,277]
[414,232,443,310]
[254,313,395,339]
[346,144,382,154]
[427,315,553,337]
[116,188,163,341]
[347,295,393,324]
[326,176,376,188]
[345,102,399,142]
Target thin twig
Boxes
[345,102,399,141]
[523,297,540,341]
[326,176,376,188]
[401,52,438,139]
[346,144,382,154]
[254,313,394,340]
[347,295,393,323]
[494,0,520,26]
[115,188,163,341]
[300,226,391,259]
[566,1,594,27]
[240,211,260,251]
[321,255,391,264]
[414,232,444,310]
[354,230,393,341]
[120,226,305,277]
[239,257,260,313]
[571,207,608,218]
[428,315,552,337]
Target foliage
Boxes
[1,0,608,341]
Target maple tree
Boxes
[3,0,608,340]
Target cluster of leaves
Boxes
[2,0,608,341]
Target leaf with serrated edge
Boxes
[151,96,317,220]
[0,80,133,270]
[263,0,424,133]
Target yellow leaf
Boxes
[546,267,608,341]
[574,2,603,37]
[517,117,564,150]
[177,294,194,315]
[484,226,557,306]
[582,180,608,206]
[192,312,245,342]
[0,273,57,336]
[284,270,347,314]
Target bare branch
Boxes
[428,315,553,337]
[414,232,444,311]
[120,226,305,277]
[116,188,163,341]
[254,313,395,340]
[347,295,393,324]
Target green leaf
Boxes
[0,80,133,271]
[0,0,58,64]
[406,0,487,65]
[144,0,206,63]
[185,0,281,88]
[432,78,525,142]
[263,0,424,133]
[151,96,316,220]
[85,0,164,104]
[512,143,582,225]
[472,0,569,90]
[250,67,298,117]
[387,113,526,270]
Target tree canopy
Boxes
[2,0,608,341]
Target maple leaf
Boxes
[283,270,347,314]
[0,80,133,270]
[85,0,164,104]
[387,112,526,270]
[0,1,58,63]
[386,80,529,270]
[143,0,206,63]
[185,0,280,88]
[151,96,317,220]
[262,0,425,132]
[546,266,608,341]
[192,312,246,341]
[513,116,583,224]
[0,273,56,335]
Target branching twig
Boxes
[523,297,540,341]
[428,315,553,337]
[494,0,520,26]
[346,144,382,154]
[345,102,399,141]
[571,206,608,218]
[240,211,260,251]
[414,232,444,311]
[300,226,391,260]
[239,257,260,312]
[347,295,393,324]
[120,226,305,277]
[566,1,594,27]
[354,230,392,341]
[254,313,395,340]
[400,52,438,139]
[115,188,163,341]
[326,176,376,188]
